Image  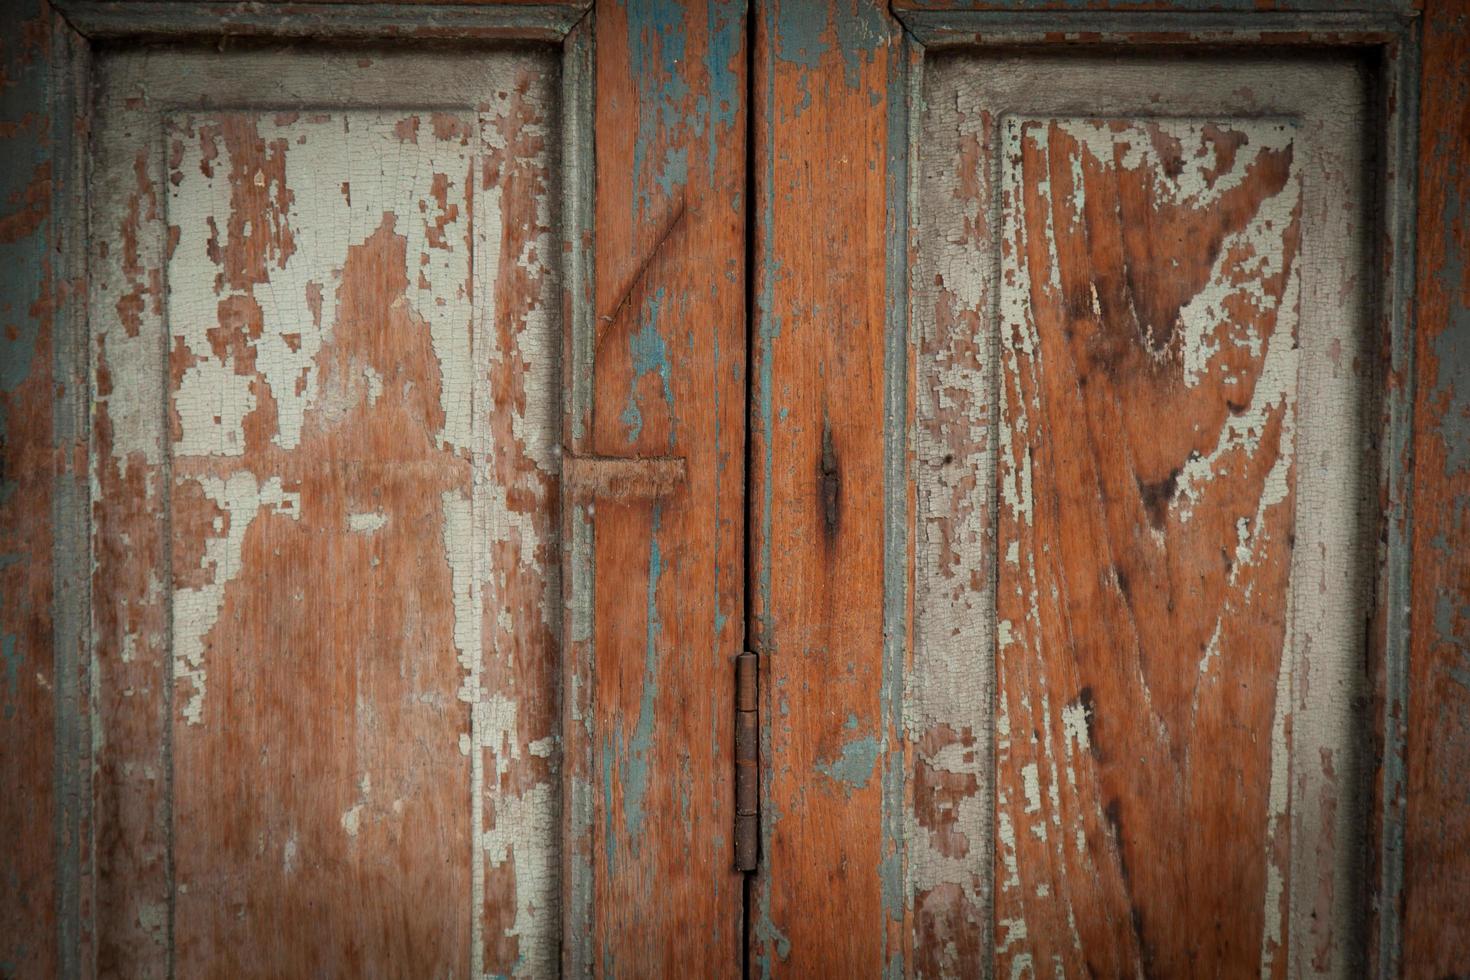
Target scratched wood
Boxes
[90,49,562,975]
[589,0,747,972]
[1403,1,1470,975]
[913,56,1378,977]
[750,0,903,974]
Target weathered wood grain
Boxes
[589,0,747,973]
[1403,1,1470,975]
[90,49,562,975]
[913,55,1378,978]
[996,115,1302,978]
[750,0,903,974]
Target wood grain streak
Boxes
[591,0,747,972]
[994,117,1300,979]
[752,0,899,974]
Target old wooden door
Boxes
[1,1,749,975]
[750,2,1470,979]
[4,1,1470,978]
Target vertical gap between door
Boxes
[741,1,759,977]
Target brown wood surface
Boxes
[1403,1,1470,976]
[750,0,901,974]
[589,0,747,973]
[994,115,1303,978]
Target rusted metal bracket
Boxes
[561,452,686,501]
[734,651,759,871]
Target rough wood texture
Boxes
[1,2,61,973]
[1403,1,1470,975]
[996,115,1302,978]
[589,0,747,973]
[913,56,1379,978]
[751,0,902,974]
[89,49,562,975]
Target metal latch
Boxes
[734,651,759,871]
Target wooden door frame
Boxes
[40,2,604,972]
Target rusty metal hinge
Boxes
[734,651,759,872]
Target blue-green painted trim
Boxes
[894,7,1416,47]
[24,6,92,977]
[559,9,597,977]
[1372,20,1421,980]
[879,22,917,979]
[51,0,590,41]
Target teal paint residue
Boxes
[704,0,743,180]
[627,0,692,219]
[620,505,665,852]
[775,1,828,117]
[0,0,51,467]
[775,0,828,69]
[0,553,20,720]
[844,712,858,730]
[816,735,880,791]
[1433,159,1470,473]
[831,0,887,91]
[619,401,644,443]
[622,289,677,448]
[879,759,907,916]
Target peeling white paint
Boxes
[93,49,565,974]
[167,113,476,456]
[172,473,300,725]
[348,510,387,533]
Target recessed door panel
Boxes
[912,55,1376,977]
[90,49,561,975]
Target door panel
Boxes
[753,3,1419,974]
[914,56,1376,976]
[89,48,562,974]
[8,2,1470,977]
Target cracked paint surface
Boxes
[90,51,561,976]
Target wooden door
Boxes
[750,2,1470,978]
[1,1,748,975]
[4,1,1470,978]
